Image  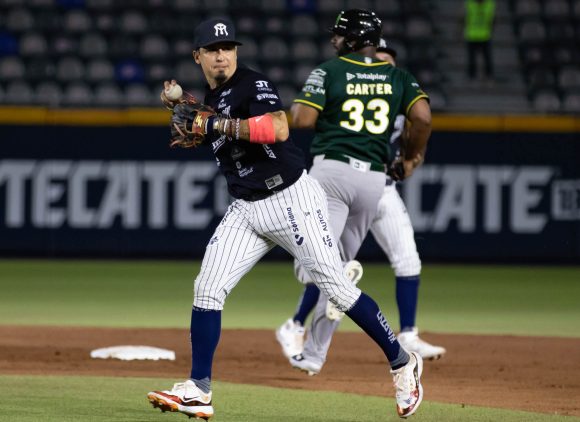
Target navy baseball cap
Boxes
[193,17,243,50]
[377,38,397,58]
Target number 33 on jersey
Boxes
[294,53,428,166]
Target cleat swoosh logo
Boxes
[183,393,211,404]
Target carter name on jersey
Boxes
[346,83,393,95]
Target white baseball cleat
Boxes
[276,318,305,359]
[147,380,213,420]
[397,327,446,360]
[326,260,363,321]
[391,351,424,418]
[289,353,322,376]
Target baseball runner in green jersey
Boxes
[278,41,444,366]
[278,12,432,407]
[296,55,427,170]
[291,28,429,271]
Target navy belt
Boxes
[242,190,277,202]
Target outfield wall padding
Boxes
[0,125,579,262]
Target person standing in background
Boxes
[463,0,496,82]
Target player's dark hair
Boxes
[330,9,382,52]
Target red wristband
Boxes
[248,114,275,144]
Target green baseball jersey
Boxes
[294,52,428,166]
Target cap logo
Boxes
[214,23,228,36]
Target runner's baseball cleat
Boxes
[148,380,214,420]
[326,260,364,321]
[289,353,322,376]
[391,351,423,418]
[276,318,305,359]
[397,327,446,360]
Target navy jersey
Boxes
[203,67,305,201]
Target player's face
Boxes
[376,51,396,66]
[194,42,238,88]
[331,34,350,56]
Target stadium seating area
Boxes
[0,0,446,110]
[430,0,580,113]
[511,0,580,112]
[0,0,578,113]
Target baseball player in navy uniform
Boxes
[147,17,424,420]
[277,40,445,366]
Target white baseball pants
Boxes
[370,184,421,276]
[193,171,361,312]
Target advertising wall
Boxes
[0,125,579,262]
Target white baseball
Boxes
[164,83,183,101]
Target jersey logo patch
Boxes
[211,136,227,152]
[303,86,325,94]
[265,174,283,189]
[316,209,328,231]
[346,72,356,81]
[256,93,278,101]
[230,145,246,160]
[238,166,254,177]
[255,80,273,91]
[354,72,387,81]
[287,207,302,243]
[263,145,277,159]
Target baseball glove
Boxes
[170,103,217,148]
[386,157,405,181]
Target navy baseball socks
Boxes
[293,283,320,325]
[395,275,447,360]
[148,299,423,418]
[190,306,221,392]
[396,275,420,331]
[147,306,218,419]
[346,292,424,417]
[345,292,408,368]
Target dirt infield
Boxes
[0,326,579,416]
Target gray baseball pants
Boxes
[294,156,386,367]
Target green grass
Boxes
[0,260,579,421]
[0,260,578,337]
[0,375,575,422]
